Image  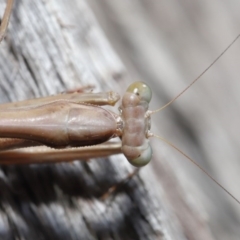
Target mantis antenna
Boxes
[149,33,240,115]
[145,34,240,205]
[150,133,240,205]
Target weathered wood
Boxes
[89,1,240,239]
[0,0,224,239]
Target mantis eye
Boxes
[127,82,152,103]
[129,144,152,167]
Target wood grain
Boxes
[1,0,235,239]
[88,1,240,240]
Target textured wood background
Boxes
[88,1,240,240]
[0,0,240,239]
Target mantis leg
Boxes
[0,90,120,110]
[0,89,120,151]
[0,142,122,165]
[0,0,14,42]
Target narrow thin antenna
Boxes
[152,134,240,205]
[150,33,240,115]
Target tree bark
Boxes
[88,1,240,240]
[0,0,223,239]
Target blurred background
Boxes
[0,0,240,239]
[88,1,240,239]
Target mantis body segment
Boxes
[0,82,153,167]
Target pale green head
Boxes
[129,143,152,167]
[126,82,152,103]
[123,82,153,167]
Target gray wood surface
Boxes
[88,1,240,240]
[1,0,240,239]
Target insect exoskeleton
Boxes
[121,82,152,167]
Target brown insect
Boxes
[0,0,240,207]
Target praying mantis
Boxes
[0,0,153,167]
[0,0,240,240]
[0,0,238,191]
